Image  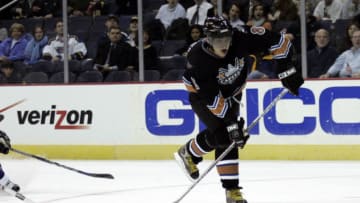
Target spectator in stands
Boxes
[42,20,87,61]
[268,0,299,22]
[97,15,133,47]
[133,29,159,72]
[115,0,137,15]
[175,24,204,56]
[307,28,338,78]
[94,26,135,78]
[341,0,360,20]
[207,0,227,18]
[320,30,360,78]
[337,21,360,53]
[28,0,54,18]
[247,3,272,30]
[156,0,186,29]
[186,0,213,25]
[127,16,138,46]
[24,25,48,65]
[0,27,7,43]
[68,0,88,16]
[0,59,22,83]
[313,0,343,22]
[227,2,245,29]
[86,0,108,16]
[0,23,28,62]
[10,0,30,19]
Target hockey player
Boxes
[174,16,304,203]
[0,130,20,193]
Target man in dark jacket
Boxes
[94,26,135,79]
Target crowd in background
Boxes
[0,0,360,84]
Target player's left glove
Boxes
[278,67,304,96]
[0,130,11,154]
[226,117,249,148]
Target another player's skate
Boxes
[0,176,20,192]
[226,188,247,203]
[174,144,199,181]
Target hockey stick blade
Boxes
[3,186,36,203]
[10,148,114,179]
[173,88,289,203]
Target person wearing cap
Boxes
[155,0,186,29]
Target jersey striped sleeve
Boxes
[269,33,291,59]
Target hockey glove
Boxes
[226,118,249,148]
[0,130,10,154]
[278,67,304,96]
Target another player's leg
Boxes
[215,147,247,203]
[0,164,20,192]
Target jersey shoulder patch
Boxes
[250,26,266,35]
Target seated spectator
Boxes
[175,24,204,56]
[186,0,213,25]
[247,3,272,30]
[0,23,28,62]
[115,0,137,15]
[307,28,338,78]
[86,0,108,16]
[341,0,360,20]
[227,2,245,29]
[97,15,134,47]
[10,1,30,19]
[0,59,22,83]
[42,20,87,61]
[133,30,160,71]
[0,27,7,43]
[207,0,226,18]
[28,0,54,18]
[313,0,344,22]
[337,21,360,53]
[68,0,88,16]
[24,25,48,65]
[268,0,299,22]
[127,16,138,46]
[320,30,360,78]
[94,26,135,78]
[156,0,186,29]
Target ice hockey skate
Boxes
[0,176,20,192]
[226,188,247,203]
[174,144,199,181]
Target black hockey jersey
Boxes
[182,26,292,119]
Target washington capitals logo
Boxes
[217,57,244,85]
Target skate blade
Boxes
[174,152,198,183]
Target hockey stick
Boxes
[10,148,114,179]
[3,186,36,203]
[174,88,289,203]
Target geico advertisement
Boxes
[0,80,359,145]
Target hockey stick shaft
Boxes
[10,148,114,179]
[3,186,36,203]
[174,88,289,203]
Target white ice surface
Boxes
[1,159,360,203]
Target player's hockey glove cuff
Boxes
[278,67,304,96]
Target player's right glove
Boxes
[0,130,11,154]
[278,67,304,96]
[226,117,249,148]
